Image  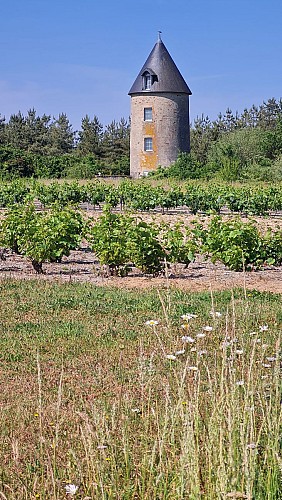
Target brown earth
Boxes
[1,246,282,294]
[1,212,282,293]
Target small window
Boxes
[144,107,152,121]
[143,71,151,90]
[144,137,153,151]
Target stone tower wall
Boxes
[130,92,190,178]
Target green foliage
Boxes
[34,181,88,208]
[124,182,163,211]
[2,199,282,275]
[184,183,225,214]
[0,109,130,179]
[87,208,133,275]
[87,208,165,275]
[190,98,282,168]
[77,115,103,157]
[22,205,84,270]
[202,216,265,271]
[154,152,203,180]
[0,146,36,178]
[63,154,103,178]
[206,127,282,181]
[159,222,197,266]
[0,203,36,253]
[1,204,84,272]
[262,229,282,266]
[127,219,165,275]
[1,98,282,181]
[0,179,32,207]
[102,118,130,167]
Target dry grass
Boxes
[0,280,281,499]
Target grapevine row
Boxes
[1,205,282,274]
[1,179,282,215]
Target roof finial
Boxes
[158,31,162,42]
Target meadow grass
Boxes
[0,280,281,499]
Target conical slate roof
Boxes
[128,39,191,95]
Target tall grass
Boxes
[0,281,280,499]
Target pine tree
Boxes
[102,118,130,164]
[0,114,6,146]
[6,111,27,150]
[77,115,103,156]
[48,113,75,155]
[24,108,51,155]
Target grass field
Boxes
[0,279,281,499]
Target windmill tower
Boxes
[128,33,192,178]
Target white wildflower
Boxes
[131,408,141,414]
[181,335,195,343]
[259,324,268,332]
[188,366,198,371]
[266,356,276,362]
[65,484,78,496]
[203,326,213,331]
[181,313,198,320]
[210,310,222,318]
[196,333,206,339]
[198,350,207,356]
[166,354,177,361]
[249,331,257,336]
[236,380,244,386]
[175,349,185,356]
[145,320,159,326]
[262,363,271,368]
[235,349,244,355]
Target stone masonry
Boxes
[130,92,190,178]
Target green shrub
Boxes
[87,208,133,275]
[263,229,282,266]
[159,222,197,267]
[152,152,203,180]
[203,216,265,271]
[0,203,36,254]
[1,204,85,273]
[127,220,165,275]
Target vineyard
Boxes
[1,183,282,283]
[2,178,282,215]
[1,179,281,498]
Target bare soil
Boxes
[1,245,282,294]
[1,212,282,293]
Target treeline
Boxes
[0,110,130,178]
[1,97,282,180]
[158,97,282,181]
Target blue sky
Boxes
[1,0,281,130]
